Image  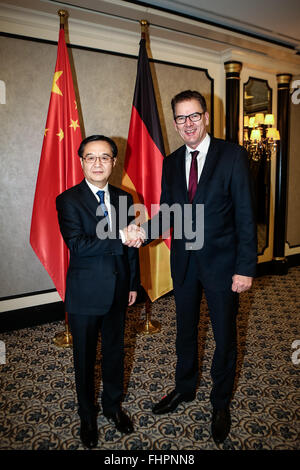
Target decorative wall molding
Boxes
[1,1,300,75]
[222,49,300,77]
[285,242,300,256]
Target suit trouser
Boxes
[173,252,239,410]
[68,307,126,421]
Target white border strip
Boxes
[0,291,61,313]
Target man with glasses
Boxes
[56,135,141,448]
[128,90,257,444]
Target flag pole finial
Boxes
[58,9,68,29]
[140,19,149,39]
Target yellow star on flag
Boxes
[52,71,63,96]
[69,119,80,131]
[74,100,78,110]
[44,128,49,137]
[56,128,64,141]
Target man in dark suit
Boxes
[56,135,141,448]
[127,90,257,444]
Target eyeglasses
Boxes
[174,112,205,125]
[82,154,115,164]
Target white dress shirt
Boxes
[85,179,128,242]
[185,133,211,189]
[85,179,112,227]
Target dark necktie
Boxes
[96,190,109,221]
[188,150,199,203]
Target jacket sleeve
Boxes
[56,193,123,257]
[126,193,140,291]
[142,158,173,244]
[230,147,257,276]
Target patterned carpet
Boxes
[0,267,299,451]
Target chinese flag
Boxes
[30,28,83,301]
[122,38,173,301]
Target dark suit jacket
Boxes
[56,179,140,315]
[145,136,257,291]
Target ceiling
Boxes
[131,0,300,51]
[2,0,300,72]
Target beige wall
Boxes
[0,35,212,297]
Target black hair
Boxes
[171,90,207,117]
[78,135,118,159]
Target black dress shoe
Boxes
[104,409,134,434]
[211,407,231,444]
[80,417,98,449]
[152,390,195,415]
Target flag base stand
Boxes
[136,299,161,335]
[136,319,161,335]
[53,324,73,348]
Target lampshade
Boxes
[255,113,265,125]
[244,129,249,141]
[244,115,249,127]
[264,114,275,125]
[250,129,261,141]
[249,117,256,128]
[266,128,277,139]
[275,129,280,140]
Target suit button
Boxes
[114,271,118,275]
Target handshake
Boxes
[122,224,146,248]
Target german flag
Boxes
[122,38,173,301]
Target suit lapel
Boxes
[193,137,220,203]
[78,179,99,217]
[108,184,120,232]
[175,146,189,204]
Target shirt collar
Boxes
[186,133,211,156]
[85,179,109,197]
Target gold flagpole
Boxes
[53,9,72,348]
[136,19,161,335]
[140,18,148,39]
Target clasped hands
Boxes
[122,224,146,248]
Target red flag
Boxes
[30,28,83,301]
[122,38,172,301]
